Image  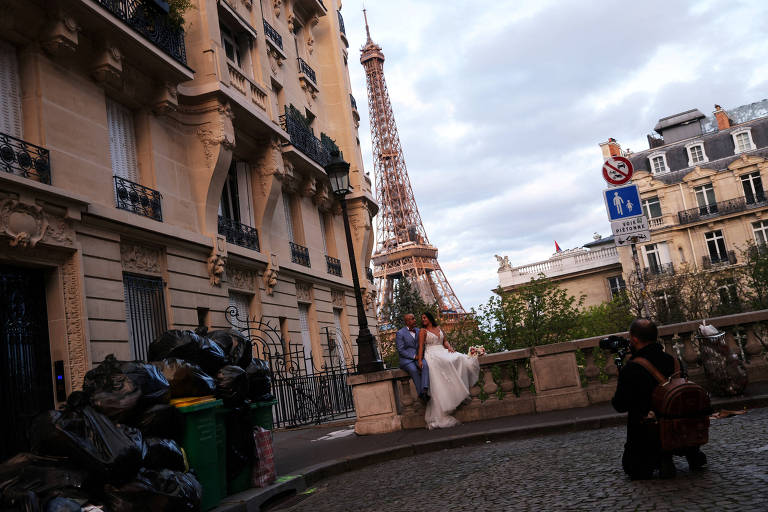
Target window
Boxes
[219,161,253,225]
[732,129,754,154]
[651,156,666,174]
[220,24,242,67]
[332,308,347,367]
[607,276,626,298]
[752,220,768,246]
[319,210,327,255]
[123,274,167,361]
[106,98,139,182]
[643,242,670,274]
[741,171,765,205]
[705,230,728,263]
[298,303,313,374]
[685,142,708,166]
[0,40,22,138]
[642,196,662,219]
[694,184,717,215]
[228,292,251,329]
[282,192,295,242]
[689,145,704,163]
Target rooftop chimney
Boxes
[599,137,622,159]
[713,104,732,130]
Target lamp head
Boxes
[325,150,351,197]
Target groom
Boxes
[396,313,430,403]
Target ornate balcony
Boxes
[218,216,260,252]
[297,57,317,86]
[746,192,768,207]
[366,267,374,283]
[114,176,163,221]
[678,197,747,225]
[643,262,675,279]
[326,255,342,276]
[94,0,187,66]
[648,216,665,229]
[703,251,736,269]
[290,242,311,267]
[0,132,51,184]
[337,10,346,35]
[280,111,331,167]
[263,19,283,50]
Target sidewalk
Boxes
[215,381,768,512]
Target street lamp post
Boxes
[325,151,384,373]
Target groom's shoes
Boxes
[418,392,431,405]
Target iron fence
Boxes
[263,18,283,49]
[297,57,317,84]
[114,175,163,221]
[225,307,356,428]
[290,241,311,267]
[0,131,51,184]
[94,0,187,65]
[280,112,330,166]
[678,197,747,225]
[326,255,342,276]
[218,215,260,252]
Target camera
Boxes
[599,335,630,370]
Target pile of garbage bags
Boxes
[1,329,274,511]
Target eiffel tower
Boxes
[360,12,466,324]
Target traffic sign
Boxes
[602,156,634,186]
[611,216,651,246]
[603,184,642,221]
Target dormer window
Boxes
[685,141,708,166]
[648,152,669,174]
[732,128,755,154]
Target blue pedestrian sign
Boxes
[603,184,642,221]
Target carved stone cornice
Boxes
[0,199,48,248]
[331,289,345,308]
[43,214,75,248]
[42,11,80,57]
[296,280,312,302]
[263,253,279,295]
[120,241,163,274]
[91,45,123,86]
[227,264,258,291]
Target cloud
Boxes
[342,0,768,310]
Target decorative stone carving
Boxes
[273,0,282,17]
[301,177,317,198]
[0,199,48,248]
[306,35,314,54]
[208,236,228,286]
[313,182,332,211]
[153,82,179,113]
[197,124,235,163]
[43,214,75,247]
[62,252,88,391]
[331,289,345,308]
[296,280,312,302]
[120,242,163,274]
[91,45,123,85]
[287,12,296,32]
[263,253,279,295]
[495,254,512,272]
[227,264,257,290]
[364,288,376,312]
[42,13,80,57]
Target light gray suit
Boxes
[395,326,429,396]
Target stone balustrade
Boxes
[349,309,768,434]
[499,245,620,288]
[226,61,269,112]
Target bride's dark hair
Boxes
[422,311,438,327]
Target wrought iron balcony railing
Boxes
[678,197,747,225]
[366,267,374,282]
[218,215,260,252]
[297,57,317,85]
[0,132,51,184]
[94,0,187,65]
[114,176,163,221]
[703,251,737,269]
[643,262,675,279]
[350,94,357,111]
[746,192,768,207]
[263,18,283,49]
[290,242,311,267]
[326,255,342,276]
[280,113,330,167]
[337,10,346,35]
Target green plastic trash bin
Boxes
[227,400,277,495]
[174,398,224,511]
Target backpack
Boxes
[633,356,711,452]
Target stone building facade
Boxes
[601,99,768,316]
[0,0,375,445]
[496,236,624,308]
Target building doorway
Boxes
[0,265,54,460]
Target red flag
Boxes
[555,241,562,252]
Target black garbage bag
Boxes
[0,453,90,512]
[224,408,254,480]
[128,404,183,442]
[244,359,273,402]
[143,439,185,472]
[103,469,202,512]
[208,330,253,369]
[30,406,143,484]
[83,355,170,422]
[151,359,215,398]
[147,331,227,376]
[214,366,248,407]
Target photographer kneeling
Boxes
[610,318,707,480]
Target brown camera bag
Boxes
[633,357,711,452]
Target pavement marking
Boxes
[311,428,356,442]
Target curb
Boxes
[214,394,768,512]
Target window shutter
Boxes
[333,308,345,365]
[106,98,139,182]
[228,292,251,328]
[0,40,23,138]
[298,303,313,374]
[283,192,294,242]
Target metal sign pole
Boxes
[630,236,650,318]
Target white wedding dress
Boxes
[423,329,480,429]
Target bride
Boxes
[416,311,480,429]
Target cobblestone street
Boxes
[276,407,768,511]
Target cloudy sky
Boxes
[341,0,768,311]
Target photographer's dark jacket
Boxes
[612,343,675,434]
